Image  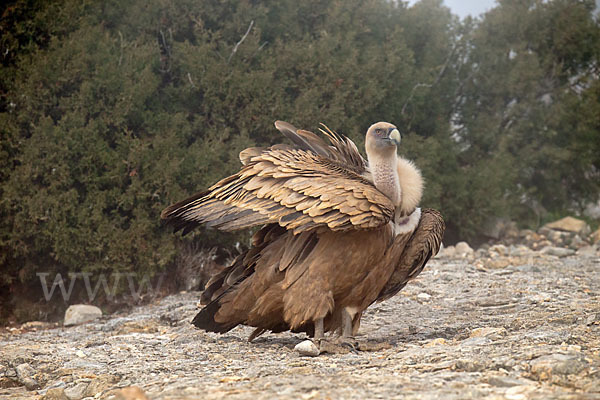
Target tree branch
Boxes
[118,31,124,66]
[401,45,456,115]
[228,20,254,64]
[187,72,197,88]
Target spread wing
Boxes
[376,208,445,302]
[161,122,394,235]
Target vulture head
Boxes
[365,122,401,156]
[364,122,403,207]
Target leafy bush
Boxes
[1,0,598,323]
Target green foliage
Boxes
[453,0,600,236]
[0,0,599,322]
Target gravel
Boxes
[1,251,599,399]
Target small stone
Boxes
[474,248,488,259]
[577,244,598,257]
[113,386,149,400]
[439,245,455,258]
[539,239,552,248]
[540,246,575,257]
[42,388,69,400]
[64,305,102,326]
[519,228,535,238]
[417,292,431,301]
[294,340,320,357]
[75,350,86,358]
[487,376,526,388]
[489,244,507,256]
[549,230,565,244]
[454,359,484,372]
[530,353,588,380]
[590,228,600,243]
[115,319,160,335]
[5,367,17,378]
[469,327,507,339]
[569,234,588,249]
[64,382,89,400]
[20,321,53,331]
[504,385,536,400]
[83,374,119,397]
[508,245,531,257]
[424,338,446,347]
[455,241,473,257]
[15,363,39,390]
[219,376,246,383]
[586,313,600,326]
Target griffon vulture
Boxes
[161,121,444,350]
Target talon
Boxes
[339,337,359,350]
[317,337,359,354]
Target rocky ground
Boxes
[1,240,599,400]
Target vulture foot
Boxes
[318,337,359,354]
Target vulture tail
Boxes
[191,298,239,334]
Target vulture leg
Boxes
[341,308,354,338]
[314,318,324,341]
[317,310,359,354]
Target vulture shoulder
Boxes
[161,123,394,235]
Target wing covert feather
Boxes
[162,146,394,234]
[376,208,445,302]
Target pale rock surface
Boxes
[1,252,599,400]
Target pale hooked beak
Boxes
[389,128,401,146]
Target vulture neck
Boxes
[367,151,401,207]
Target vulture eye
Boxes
[375,128,383,135]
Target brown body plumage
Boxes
[161,121,444,343]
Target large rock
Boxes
[543,216,590,235]
[42,388,69,400]
[15,363,39,390]
[64,382,89,400]
[64,304,102,326]
[540,246,575,257]
[577,244,599,257]
[590,228,600,244]
[437,244,456,258]
[455,241,474,257]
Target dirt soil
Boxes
[1,250,599,399]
